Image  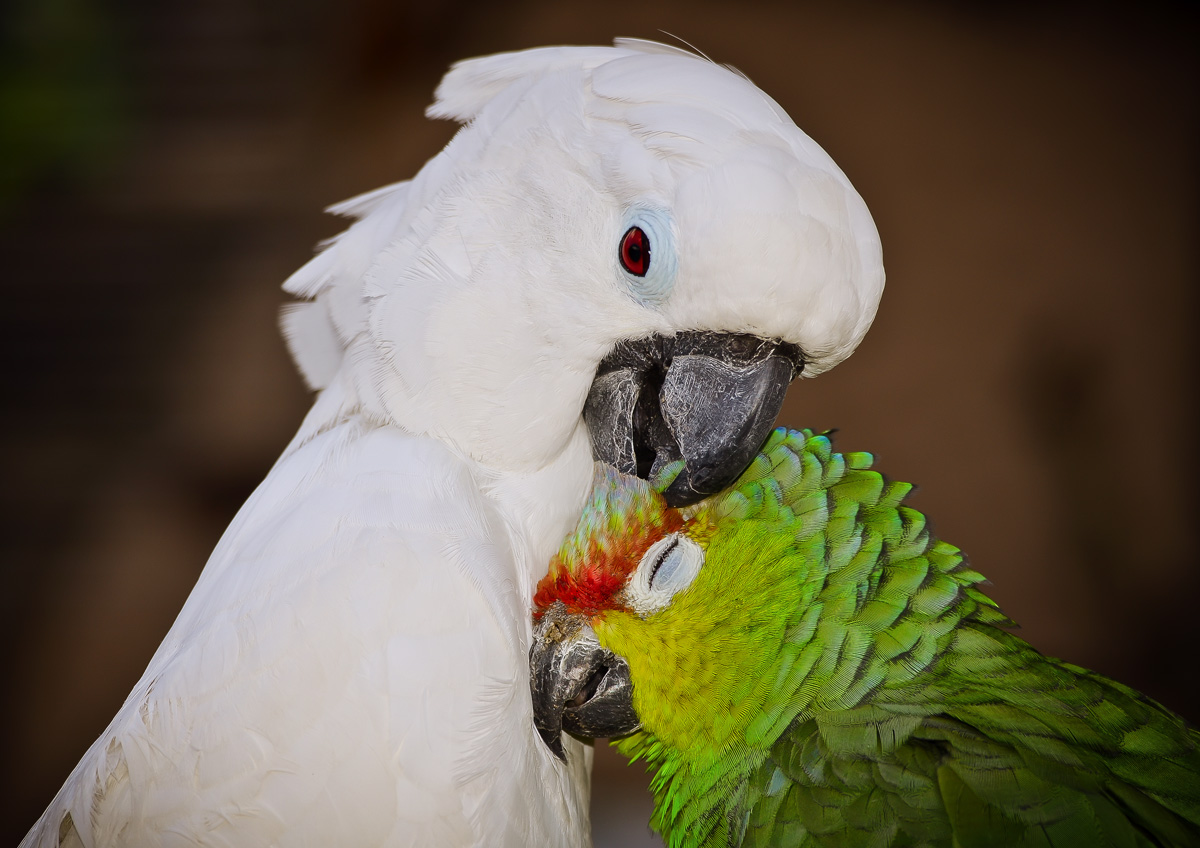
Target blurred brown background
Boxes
[1,1,1195,844]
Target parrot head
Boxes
[282,41,884,510]
[529,429,821,761]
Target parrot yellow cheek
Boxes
[593,524,805,762]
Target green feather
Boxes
[575,428,1200,848]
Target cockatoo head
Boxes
[283,40,883,507]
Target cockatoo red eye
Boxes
[619,226,650,277]
[615,208,675,304]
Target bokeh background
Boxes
[1,1,1195,844]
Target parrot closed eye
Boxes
[531,428,1200,848]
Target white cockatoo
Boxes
[23,40,883,847]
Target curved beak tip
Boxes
[530,605,640,761]
[538,725,567,762]
[585,332,800,506]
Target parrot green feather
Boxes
[548,428,1200,847]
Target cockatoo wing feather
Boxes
[24,422,589,847]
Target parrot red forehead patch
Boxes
[532,511,684,617]
[532,467,684,618]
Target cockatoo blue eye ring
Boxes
[618,207,677,305]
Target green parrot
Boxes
[529,428,1200,847]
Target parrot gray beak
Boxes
[530,602,640,761]
[585,332,803,507]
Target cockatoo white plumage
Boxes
[23,40,883,847]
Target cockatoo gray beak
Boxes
[530,602,639,761]
[585,332,803,507]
